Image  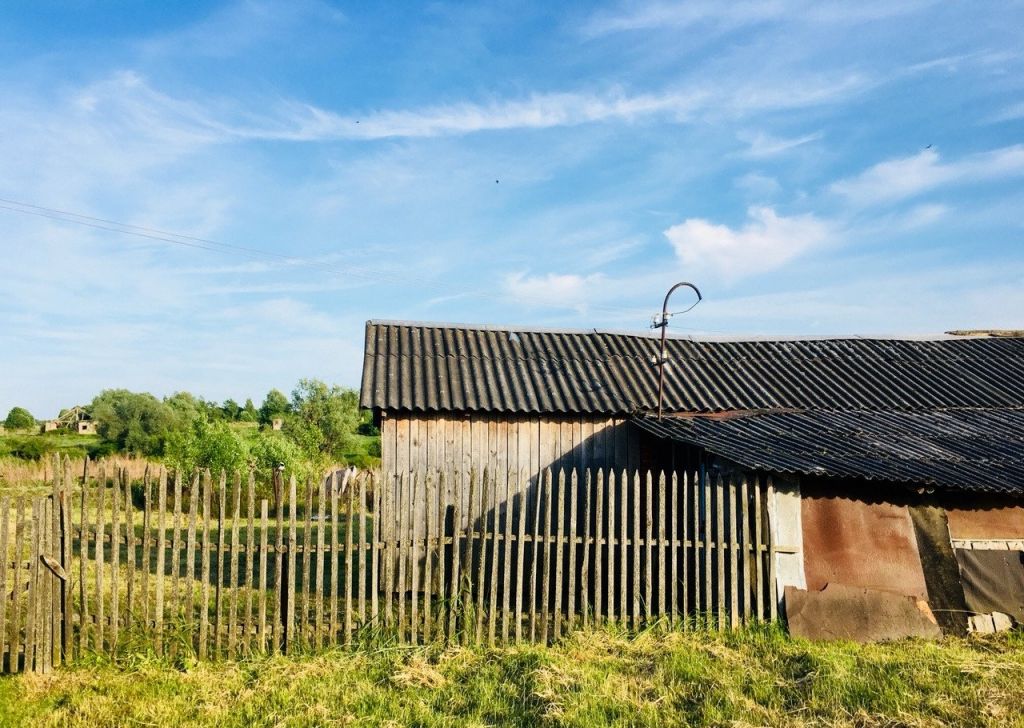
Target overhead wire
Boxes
[0,196,664,319]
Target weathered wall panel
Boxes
[944,498,1024,540]
[801,483,928,600]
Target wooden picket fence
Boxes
[1,458,779,673]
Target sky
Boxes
[1,1,1023,417]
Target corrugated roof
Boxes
[633,410,1024,495]
[360,320,1024,415]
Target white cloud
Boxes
[502,271,608,312]
[737,130,823,157]
[582,0,932,37]
[830,146,1024,206]
[664,206,830,280]
[734,172,781,197]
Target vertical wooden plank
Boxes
[228,474,242,658]
[395,473,407,642]
[41,499,52,672]
[421,472,433,643]
[124,471,137,644]
[566,469,579,634]
[632,471,641,631]
[170,469,183,627]
[12,498,26,669]
[539,468,553,644]
[286,475,298,652]
[487,469,501,646]
[594,468,604,627]
[753,477,764,622]
[670,471,679,625]
[766,476,778,622]
[153,470,167,654]
[644,471,653,624]
[139,469,151,635]
[452,469,469,645]
[329,472,340,644]
[213,472,226,656]
[729,476,739,630]
[23,501,38,672]
[619,468,628,625]
[528,466,541,643]
[740,477,751,625]
[95,469,106,653]
[244,472,256,655]
[301,478,314,648]
[513,468,527,643]
[355,474,368,642]
[552,469,566,640]
[434,468,445,641]
[110,471,120,650]
[658,471,667,621]
[258,499,269,652]
[501,468,514,644]
[715,474,726,631]
[0,496,9,672]
[62,461,74,663]
[474,469,489,645]
[358,473,368,630]
[580,469,592,629]
[50,464,62,667]
[315,475,326,650]
[199,471,212,659]
[371,473,381,630]
[702,468,712,625]
[606,469,616,625]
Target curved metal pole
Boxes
[655,282,702,419]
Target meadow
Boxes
[1,626,1022,727]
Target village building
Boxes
[361,320,1024,640]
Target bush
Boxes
[165,417,249,476]
[4,436,54,460]
[3,406,36,430]
[91,389,179,456]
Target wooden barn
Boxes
[360,320,1024,639]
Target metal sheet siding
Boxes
[361,321,1024,415]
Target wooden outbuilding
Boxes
[360,320,1024,638]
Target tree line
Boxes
[2,379,380,476]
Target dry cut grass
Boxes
[1,626,1022,727]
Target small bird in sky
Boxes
[925,144,932,149]
[495,179,499,183]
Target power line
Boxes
[0,196,670,319]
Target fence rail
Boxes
[0,457,778,672]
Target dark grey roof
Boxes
[360,320,1024,415]
[633,410,1024,495]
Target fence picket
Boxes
[539,469,553,644]
[24,501,38,673]
[619,469,627,626]
[460,470,476,646]
[371,473,381,629]
[566,469,578,634]
[474,470,489,645]
[580,470,591,630]
[358,472,368,629]
[552,469,566,641]
[766,476,778,621]
[350,476,360,643]
[315,476,326,650]
[140,469,151,638]
[301,478,313,648]
[487,470,501,646]
[423,472,434,643]
[729,477,739,630]
[0,497,9,672]
[62,460,74,662]
[593,469,604,627]
[528,469,541,643]
[258,498,269,653]
[411,472,422,644]
[244,473,256,655]
[501,469,514,643]
[702,469,711,625]
[632,471,641,631]
[199,471,212,659]
[110,472,120,649]
[228,474,242,658]
[329,472,340,643]
[213,472,226,656]
[286,475,298,652]
[396,473,407,643]
[644,471,653,624]
[125,470,137,646]
[170,469,182,631]
[741,477,751,625]
[715,474,726,631]
[670,471,678,625]
[95,469,106,652]
[658,471,667,622]
[12,498,26,670]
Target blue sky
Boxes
[1,1,1022,417]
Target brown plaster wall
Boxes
[801,482,929,600]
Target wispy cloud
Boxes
[503,271,608,312]
[737,130,823,157]
[830,146,1024,206]
[664,206,831,280]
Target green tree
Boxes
[91,390,177,456]
[221,398,242,421]
[164,392,203,426]
[164,417,249,476]
[3,406,35,430]
[259,389,290,425]
[287,379,359,464]
[239,398,258,423]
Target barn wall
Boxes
[799,481,929,600]
[942,496,1024,540]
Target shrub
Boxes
[3,406,36,430]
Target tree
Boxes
[259,389,290,425]
[287,379,360,463]
[91,389,177,456]
[165,417,249,476]
[222,398,242,421]
[239,398,258,423]
[3,406,35,430]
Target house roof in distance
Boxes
[360,320,1024,416]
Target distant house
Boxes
[43,406,96,434]
[360,320,1024,639]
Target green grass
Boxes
[1,627,1022,727]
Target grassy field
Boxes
[0,627,1021,727]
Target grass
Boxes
[0,626,1022,727]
